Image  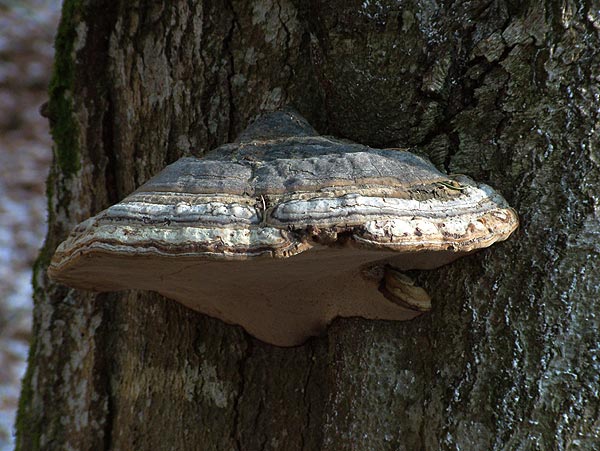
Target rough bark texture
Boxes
[16,1,600,450]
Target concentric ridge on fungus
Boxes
[48,109,518,346]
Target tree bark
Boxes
[16,1,600,450]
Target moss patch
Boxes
[48,0,84,177]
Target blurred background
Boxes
[0,0,61,449]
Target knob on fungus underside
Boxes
[48,110,518,346]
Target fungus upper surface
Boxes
[48,110,518,346]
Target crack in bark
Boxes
[102,93,119,203]
[198,9,212,149]
[276,0,293,95]
[101,351,115,451]
[422,39,518,174]
[417,12,523,174]
[80,0,120,208]
[232,337,252,450]
[252,398,267,450]
[300,344,316,451]
[224,0,240,141]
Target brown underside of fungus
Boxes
[48,109,518,346]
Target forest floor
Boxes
[0,1,60,449]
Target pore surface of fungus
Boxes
[49,110,518,346]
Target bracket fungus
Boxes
[48,110,518,346]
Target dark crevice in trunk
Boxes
[96,297,117,451]
[300,343,316,451]
[232,337,252,450]
[198,0,212,151]
[80,0,120,209]
[102,93,119,204]
[276,0,293,96]
[224,0,239,142]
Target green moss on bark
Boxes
[48,0,84,177]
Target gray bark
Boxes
[16,1,600,450]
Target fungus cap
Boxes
[48,110,518,346]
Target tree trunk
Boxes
[16,1,600,450]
